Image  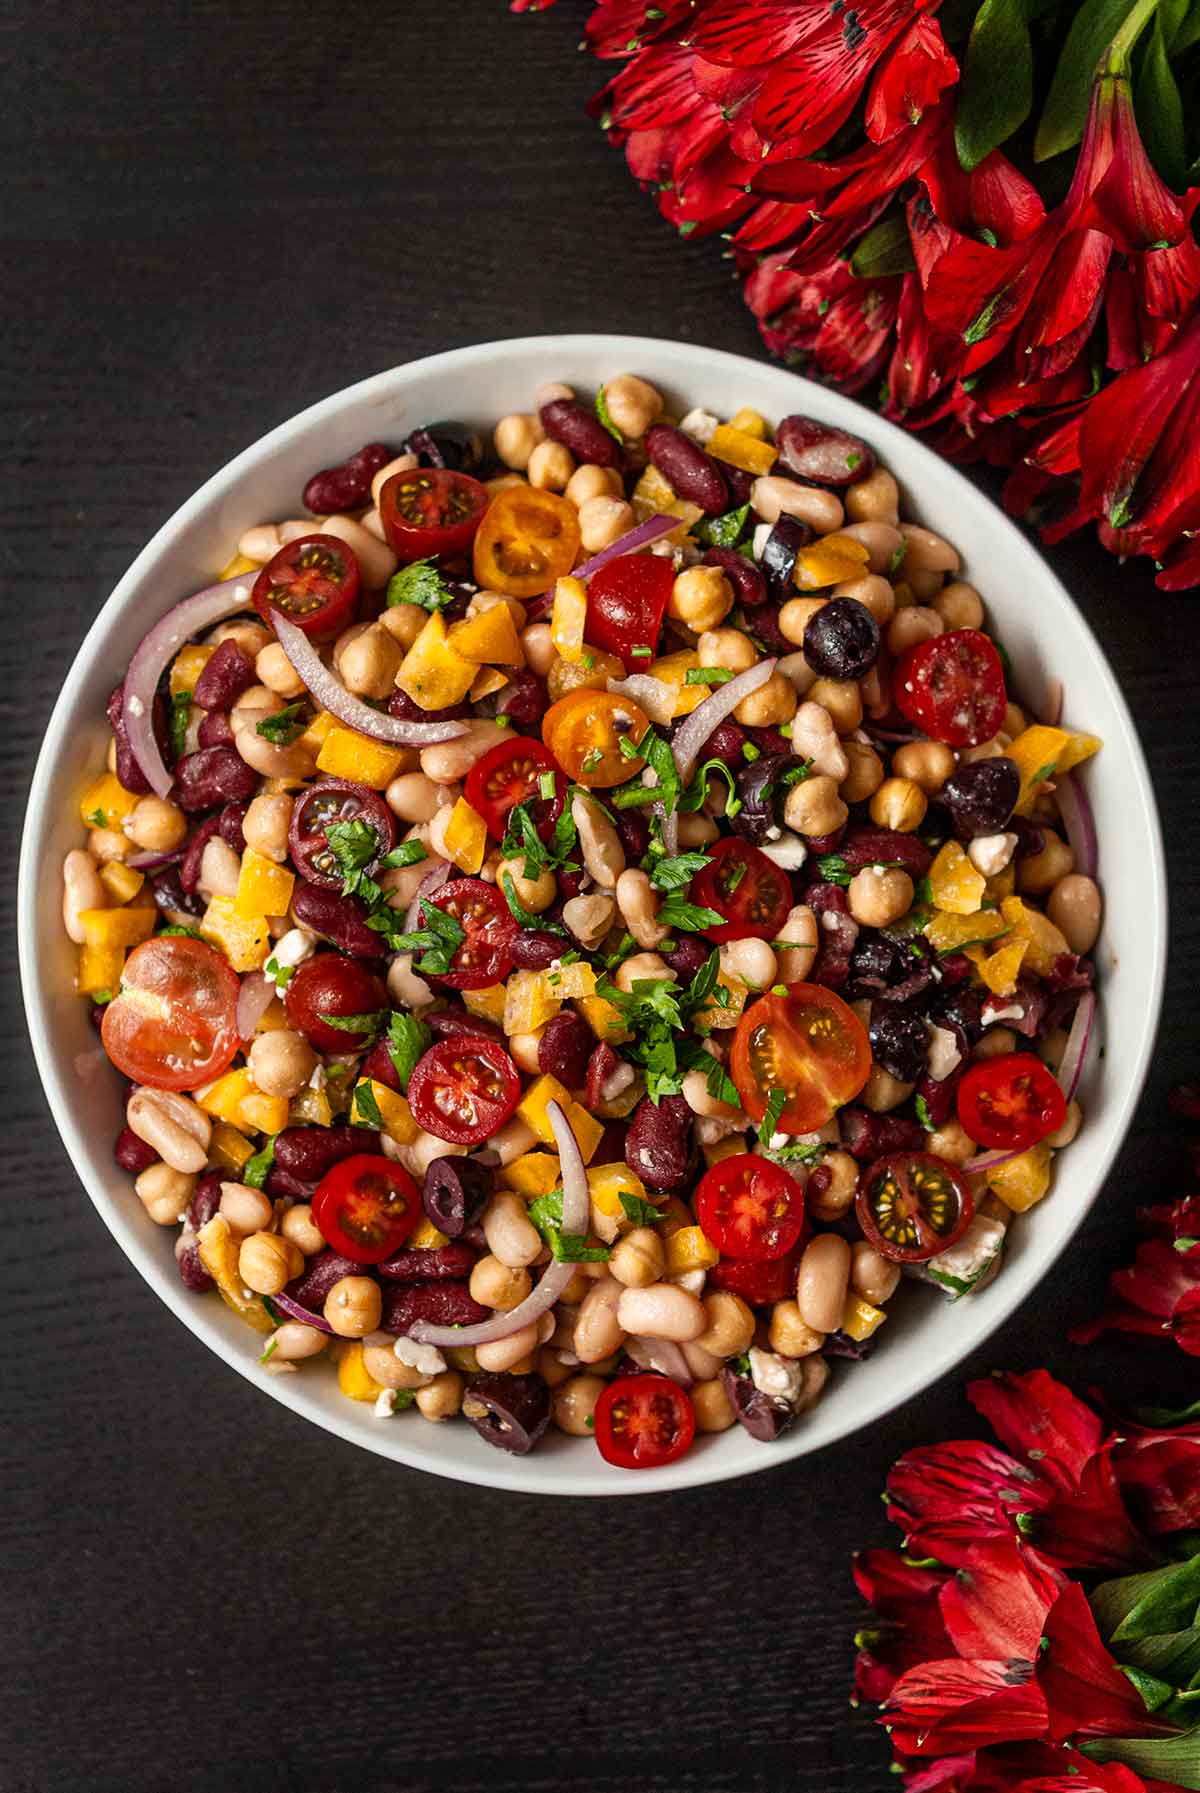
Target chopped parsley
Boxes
[1029,762,1056,787]
[655,893,723,934]
[90,988,114,1005]
[169,690,192,760]
[724,857,748,896]
[730,1350,753,1378]
[649,851,711,893]
[678,757,741,819]
[691,502,750,549]
[86,808,107,828]
[323,819,427,951]
[619,1192,670,1228]
[386,557,457,611]
[319,1009,386,1037]
[595,387,623,444]
[845,452,862,471]
[630,644,653,658]
[500,798,579,882]
[263,953,295,991]
[759,1086,787,1140]
[386,1012,431,1092]
[388,898,467,977]
[914,1094,935,1131]
[774,1140,826,1166]
[616,726,682,814]
[888,540,908,576]
[158,923,205,941]
[742,742,760,763]
[242,1137,276,1190]
[537,770,556,800]
[685,666,734,687]
[502,871,566,933]
[256,702,307,746]
[816,853,852,887]
[352,1081,385,1129]
[596,951,729,1102]
[527,1188,611,1262]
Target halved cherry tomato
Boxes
[472,487,581,599]
[288,779,396,888]
[593,1374,695,1470]
[893,627,1007,748]
[708,1247,804,1307]
[731,985,871,1134]
[378,467,489,565]
[284,953,388,1052]
[422,878,518,990]
[464,736,565,841]
[543,689,650,788]
[695,1152,806,1261]
[856,1151,974,1263]
[957,1052,1066,1153]
[312,1154,420,1264]
[406,1035,521,1146]
[252,533,360,639]
[692,837,792,944]
[584,554,675,669]
[101,936,240,1092]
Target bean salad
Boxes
[65,374,1103,1469]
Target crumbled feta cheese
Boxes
[769,1131,790,1152]
[308,1063,327,1090]
[679,407,718,443]
[749,1347,803,1403]
[373,1389,398,1419]
[926,1024,962,1082]
[393,1338,446,1376]
[985,1003,1024,1024]
[671,1268,707,1296]
[752,522,773,560]
[967,832,1018,877]
[271,927,317,970]
[821,910,842,931]
[926,1215,1007,1298]
[760,831,808,871]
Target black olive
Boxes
[803,597,880,681]
[941,757,1020,839]
[729,752,804,843]
[423,1157,491,1239]
[868,1001,929,1083]
[463,1374,551,1455]
[401,420,484,473]
[720,1367,795,1442]
[847,933,910,993]
[759,517,811,600]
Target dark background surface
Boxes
[4,4,1197,1790]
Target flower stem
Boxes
[1105,0,1161,71]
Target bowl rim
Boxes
[18,333,1168,1496]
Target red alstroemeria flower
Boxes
[939,1540,1062,1662]
[885,1657,1050,1758]
[1038,1583,1168,1744]
[853,1549,954,1703]
[1110,1407,1200,1535]
[865,14,956,143]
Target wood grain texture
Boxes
[2,3,1197,1789]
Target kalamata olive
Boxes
[931,982,986,1044]
[869,1001,929,1083]
[290,882,385,957]
[509,929,568,970]
[401,421,483,474]
[174,745,258,813]
[840,827,933,878]
[806,883,859,990]
[759,517,811,600]
[720,1367,795,1442]
[941,758,1020,839]
[704,545,768,608]
[382,1281,489,1333]
[660,934,712,980]
[538,1012,593,1089]
[286,1249,372,1311]
[302,443,394,513]
[916,1050,966,1128]
[847,934,910,994]
[775,416,876,487]
[803,598,880,681]
[476,669,547,727]
[388,689,472,725]
[645,423,728,515]
[423,1157,491,1238]
[377,1241,479,1281]
[151,866,204,919]
[106,683,159,795]
[114,1126,159,1174]
[625,1093,694,1191]
[823,1330,874,1360]
[193,640,257,711]
[274,1126,379,1186]
[197,710,233,748]
[616,809,651,862]
[179,815,222,894]
[875,962,936,1008]
[1010,817,1045,860]
[838,1106,925,1160]
[730,753,802,843]
[981,981,1047,1038]
[463,1372,552,1455]
[540,399,621,469]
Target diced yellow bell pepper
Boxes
[316,726,409,791]
[542,960,597,1002]
[200,895,271,971]
[219,553,260,579]
[1000,895,1070,977]
[462,984,508,1027]
[794,534,871,590]
[80,772,139,830]
[1007,724,1102,814]
[234,847,296,920]
[985,865,1016,904]
[290,1082,333,1128]
[649,650,710,717]
[469,666,509,703]
[504,970,562,1037]
[78,943,124,997]
[925,908,1008,956]
[442,798,487,875]
[395,610,477,711]
[550,576,588,665]
[501,1152,563,1198]
[449,603,523,666]
[257,996,290,1032]
[98,862,144,904]
[728,407,769,440]
[665,1225,720,1275]
[170,643,214,697]
[701,1132,747,1168]
[298,709,340,754]
[576,994,632,1043]
[209,1120,255,1174]
[694,970,748,1031]
[408,1217,450,1251]
[586,1162,649,1220]
[337,1342,385,1402]
[978,937,1029,996]
[987,1142,1053,1212]
[842,1295,887,1342]
[356,1079,420,1144]
[630,465,703,535]
[243,1090,292,1135]
[197,1215,275,1334]
[194,1067,258,1126]
[706,423,777,476]
[515,1076,603,1162]
[930,841,987,916]
[567,1103,604,1164]
[78,906,156,951]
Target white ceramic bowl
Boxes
[19,335,1166,1495]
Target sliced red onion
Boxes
[269,609,469,746]
[963,1146,1024,1174]
[625,1337,693,1386]
[1039,677,1063,728]
[1056,990,1096,1105]
[123,573,259,798]
[408,1099,589,1348]
[672,657,777,788]
[1055,772,1098,880]
[572,512,679,582]
[404,859,451,935]
[658,800,678,858]
[236,970,276,1042]
[863,723,925,746]
[607,672,677,727]
[268,1291,334,1334]
[126,847,186,872]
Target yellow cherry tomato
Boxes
[542,690,651,788]
[472,487,581,599]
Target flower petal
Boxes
[1085,78,1188,253]
[884,1658,1049,1756]
[865,16,957,144]
[888,1440,1053,1567]
[1038,1583,1162,1744]
[939,1540,1063,1662]
[967,1371,1105,1490]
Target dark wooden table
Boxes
[4,4,1197,1789]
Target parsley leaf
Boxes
[389,898,466,977]
[649,851,711,893]
[378,840,428,871]
[352,1081,385,1129]
[386,1012,431,1093]
[325,819,386,896]
[169,690,192,760]
[678,757,741,818]
[159,923,204,941]
[774,1140,826,1166]
[656,893,724,934]
[888,540,908,576]
[816,853,852,887]
[595,387,623,444]
[263,953,295,991]
[619,1191,669,1228]
[685,947,722,1012]
[699,1050,740,1108]
[527,1187,611,1262]
[86,808,107,828]
[386,557,457,611]
[256,702,307,746]
[617,727,681,813]
[242,1137,276,1190]
[691,502,750,549]
[319,1009,387,1038]
[500,799,578,882]
[730,1350,753,1378]
[502,871,566,933]
[914,1094,934,1131]
[684,666,733,687]
[759,1086,787,1140]
[725,857,748,896]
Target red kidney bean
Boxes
[805,825,847,857]
[179,815,222,894]
[174,745,258,813]
[476,669,548,728]
[645,424,728,515]
[840,826,933,878]
[556,867,586,902]
[704,546,768,609]
[625,1093,694,1191]
[302,442,394,515]
[114,1126,159,1174]
[839,1107,925,1160]
[508,930,568,971]
[265,1167,316,1201]
[721,1366,795,1442]
[424,1158,491,1238]
[424,1006,505,1046]
[722,462,759,505]
[537,1012,592,1089]
[360,1040,402,1092]
[376,1241,479,1282]
[539,399,620,469]
[218,800,249,854]
[388,689,472,725]
[585,1041,620,1112]
[775,416,876,487]
[464,1372,551,1455]
[916,1058,965,1129]
[747,605,792,656]
[380,1281,489,1333]
[106,683,158,795]
[616,810,651,861]
[176,1172,224,1293]
[703,719,749,762]
[290,883,384,957]
[274,1125,379,1185]
[186,1172,223,1233]
[193,640,256,710]
[660,933,711,980]
[287,1248,373,1311]
[197,710,233,748]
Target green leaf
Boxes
[501,870,566,933]
[1081,1727,1200,1789]
[1134,1396,1200,1425]
[378,840,428,871]
[169,690,192,760]
[385,557,457,611]
[1121,1664,1179,1713]
[263,952,295,991]
[352,1081,385,1129]
[1136,17,1189,189]
[386,1011,431,1093]
[242,1137,276,1190]
[1173,0,1200,49]
[938,0,984,38]
[850,212,917,277]
[955,0,1033,171]
[655,894,723,934]
[619,1191,669,1227]
[319,1008,386,1036]
[256,701,307,745]
[691,503,751,549]
[90,989,114,1005]
[1092,1555,1200,1644]
[650,851,711,892]
[1116,1626,1200,1688]
[760,1086,787,1140]
[915,1094,935,1131]
[678,757,740,818]
[685,666,734,686]
[595,387,624,445]
[158,923,204,941]
[817,853,852,887]
[1035,0,1143,162]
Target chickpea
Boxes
[850,1242,901,1306]
[416,1370,465,1421]
[907,568,945,602]
[126,796,187,854]
[469,1253,531,1311]
[218,1181,275,1235]
[900,524,961,575]
[521,622,556,677]
[784,774,848,839]
[338,624,402,700]
[323,1274,382,1338]
[87,826,129,865]
[735,670,798,729]
[677,812,719,848]
[668,564,733,632]
[527,439,575,492]
[240,1231,305,1297]
[926,1119,977,1165]
[496,853,556,914]
[494,413,544,470]
[362,1345,430,1391]
[1017,830,1074,894]
[774,903,818,985]
[862,1066,914,1113]
[210,617,273,658]
[135,1162,195,1225]
[870,776,927,833]
[697,627,757,674]
[934,581,984,630]
[234,723,317,782]
[197,836,241,900]
[720,937,777,992]
[565,462,623,508]
[578,496,636,555]
[975,1027,1018,1059]
[845,467,900,525]
[778,596,828,647]
[248,1028,317,1099]
[840,741,885,804]
[553,1374,606,1436]
[808,1150,859,1221]
[1045,1099,1083,1149]
[600,374,662,439]
[1004,702,1027,738]
[272,1321,328,1362]
[806,677,863,734]
[536,380,575,406]
[378,604,425,651]
[691,1379,736,1433]
[892,740,956,793]
[608,1226,666,1288]
[848,865,914,928]
[255,641,306,698]
[887,606,944,656]
[1047,873,1102,954]
[832,573,896,626]
[769,1299,825,1358]
[547,646,624,702]
[242,792,293,864]
[281,1203,325,1256]
[692,1289,755,1360]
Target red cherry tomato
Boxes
[957,1052,1067,1153]
[283,953,388,1052]
[252,533,361,639]
[312,1154,420,1264]
[378,468,489,565]
[856,1152,974,1263]
[593,1374,696,1470]
[463,736,565,842]
[731,985,871,1134]
[584,554,675,669]
[695,1153,806,1261]
[101,936,240,1092]
[692,837,792,944]
[419,878,518,990]
[893,628,1007,748]
[406,1035,521,1146]
[288,779,396,888]
[708,1247,803,1307]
